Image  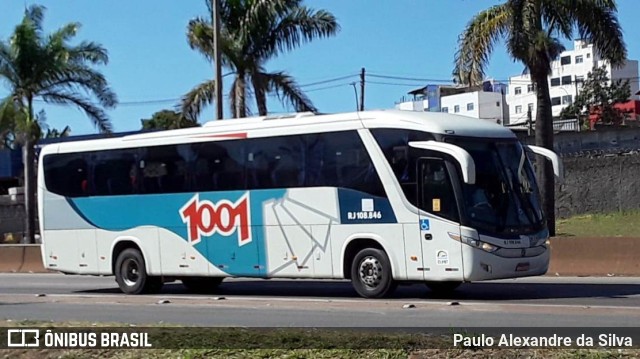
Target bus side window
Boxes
[418,159,459,222]
[43,154,88,197]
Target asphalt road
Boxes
[0,274,639,327]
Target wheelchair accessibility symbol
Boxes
[420,219,430,231]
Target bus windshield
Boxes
[447,138,544,236]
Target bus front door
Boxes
[416,157,464,281]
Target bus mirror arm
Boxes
[525,145,564,184]
[408,141,476,185]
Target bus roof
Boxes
[42,110,516,155]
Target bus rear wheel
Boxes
[181,277,223,293]
[350,248,396,298]
[115,248,163,294]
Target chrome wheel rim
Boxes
[359,256,383,288]
[122,258,139,287]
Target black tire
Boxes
[114,248,163,294]
[181,277,223,293]
[425,281,462,295]
[350,248,396,298]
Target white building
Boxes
[395,80,509,124]
[506,39,639,124]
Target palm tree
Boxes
[453,0,626,235]
[182,0,339,119]
[0,5,117,243]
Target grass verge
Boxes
[557,211,640,238]
[0,320,638,358]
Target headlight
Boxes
[481,242,498,253]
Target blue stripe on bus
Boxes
[66,188,396,276]
[70,190,286,276]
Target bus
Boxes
[38,110,562,298]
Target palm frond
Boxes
[251,7,339,60]
[181,79,216,121]
[24,5,45,33]
[262,71,316,113]
[454,4,510,85]
[67,41,109,65]
[40,91,112,133]
[570,0,626,66]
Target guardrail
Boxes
[0,244,47,273]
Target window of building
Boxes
[551,97,561,106]
[560,56,571,65]
[514,87,522,95]
[562,95,573,105]
[576,55,583,64]
[550,78,560,87]
[576,75,584,89]
[496,101,500,107]
[515,105,522,114]
[586,53,591,59]
[466,103,474,111]
[528,103,534,113]
[527,84,535,93]
[562,76,572,85]
[454,105,460,113]
[441,107,448,113]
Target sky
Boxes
[1,0,640,135]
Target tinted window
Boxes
[43,131,386,197]
[371,128,435,207]
[90,149,137,196]
[550,78,560,87]
[139,145,186,194]
[551,97,561,106]
[561,76,572,85]
[418,158,459,222]
[560,56,571,65]
[43,154,88,197]
[195,140,246,191]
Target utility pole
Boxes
[527,108,533,137]
[359,68,365,111]
[213,0,223,120]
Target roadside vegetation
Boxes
[557,211,640,238]
[0,320,638,358]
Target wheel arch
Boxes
[340,234,399,280]
[110,236,154,275]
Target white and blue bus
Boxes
[38,110,562,298]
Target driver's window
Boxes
[418,158,459,222]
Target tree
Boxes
[0,5,117,243]
[560,66,631,128]
[182,0,339,119]
[453,0,626,236]
[43,125,72,139]
[0,98,22,149]
[140,109,199,130]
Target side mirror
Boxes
[408,141,476,184]
[525,145,564,184]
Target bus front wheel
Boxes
[115,248,163,294]
[350,248,396,298]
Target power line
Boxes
[368,73,453,83]
[304,82,352,93]
[299,74,358,88]
[368,80,425,87]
